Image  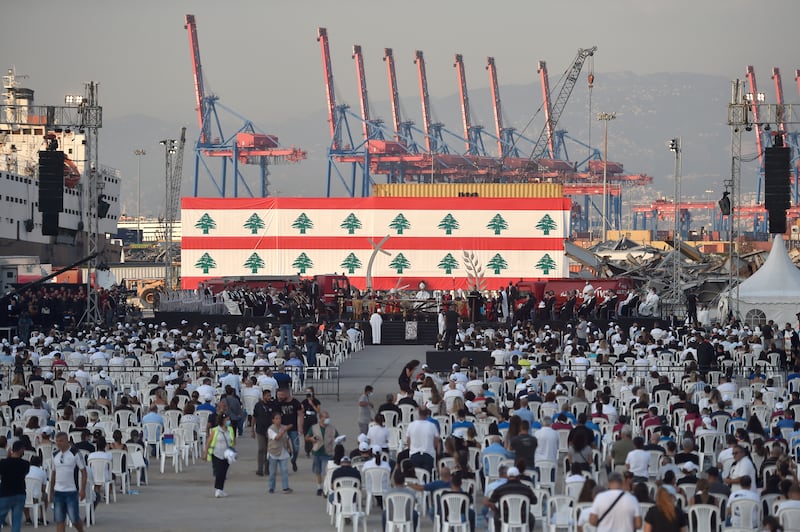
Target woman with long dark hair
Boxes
[204,412,236,498]
[644,487,687,532]
[398,360,419,393]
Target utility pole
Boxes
[134,148,146,244]
[597,112,616,241]
[669,137,682,318]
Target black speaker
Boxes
[765,146,791,211]
[38,150,64,213]
[768,208,787,235]
[41,212,59,236]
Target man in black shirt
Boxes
[442,305,460,351]
[378,394,402,419]
[486,466,536,531]
[251,389,278,476]
[277,388,303,472]
[328,456,361,501]
[509,420,537,470]
[0,440,30,531]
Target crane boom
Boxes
[486,57,504,157]
[745,65,765,168]
[414,50,433,153]
[537,61,555,158]
[352,45,371,141]
[454,54,472,154]
[184,15,209,145]
[530,46,596,161]
[383,48,402,140]
[772,67,787,135]
[796,69,800,97]
[317,28,338,149]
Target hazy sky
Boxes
[3,0,799,204]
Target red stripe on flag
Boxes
[181,236,565,250]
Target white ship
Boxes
[0,67,121,265]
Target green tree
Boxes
[292,252,313,274]
[487,253,508,275]
[438,213,460,235]
[340,213,362,234]
[292,212,314,234]
[194,213,216,235]
[437,253,459,274]
[194,252,217,274]
[535,214,558,235]
[243,252,265,274]
[536,253,557,275]
[389,213,411,235]
[243,213,265,235]
[389,253,411,274]
[340,252,362,274]
[486,214,508,235]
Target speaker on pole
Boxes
[768,208,787,235]
[764,146,791,211]
[38,150,64,213]
[97,195,111,219]
[41,212,59,236]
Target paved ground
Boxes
[87,343,426,532]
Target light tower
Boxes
[134,148,146,244]
[597,112,616,241]
[668,137,682,316]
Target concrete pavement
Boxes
[85,343,427,531]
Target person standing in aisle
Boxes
[277,388,303,472]
[205,412,236,498]
[0,441,29,532]
[51,432,87,532]
[305,410,337,496]
[357,385,374,435]
[268,412,293,494]
[251,389,277,477]
[301,386,321,458]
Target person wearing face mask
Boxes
[301,386,321,458]
[305,410,337,496]
[205,413,236,498]
[357,385,375,435]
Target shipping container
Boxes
[372,183,563,198]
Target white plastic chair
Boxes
[142,422,162,459]
[87,456,115,504]
[109,449,129,495]
[362,466,390,516]
[688,503,720,532]
[333,485,367,532]
[547,495,574,532]
[439,491,471,532]
[497,492,531,532]
[728,498,760,529]
[159,432,182,474]
[384,491,417,532]
[124,442,148,486]
[537,461,557,493]
[24,477,47,528]
[777,507,800,531]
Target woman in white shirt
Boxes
[366,413,389,452]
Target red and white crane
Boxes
[453,53,474,154]
[486,56,505,157]
[383,48,402,142]
[745,65,765,170]
[414,50,434,154]
[771,67,787,135]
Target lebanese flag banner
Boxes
[181,196,570,290]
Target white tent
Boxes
[733,235,800,326]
